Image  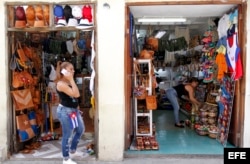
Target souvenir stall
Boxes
[7,3,95,155]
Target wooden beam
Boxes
[126,0,243,6]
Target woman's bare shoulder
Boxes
[56,81,69,91]
[184,84,193,91]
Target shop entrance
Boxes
[124,1,246,155]
[6,2,97,160]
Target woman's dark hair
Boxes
[188,77,199,83]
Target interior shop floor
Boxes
[126,109,235,155]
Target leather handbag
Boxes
[147,37,158,51]
[139,49,154,59]
[16,113,35,142]
[11,89,34,111]
[17,42,28,63]
[12,71,34,88]
[146,95,157,110]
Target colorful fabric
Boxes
[28,111,38,135]
[226,32,243,80]
[69,112,78,129]
[217,14,230,39]
[215,46,228,80]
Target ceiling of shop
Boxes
[129,4,237,37]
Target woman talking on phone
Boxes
[56,61,85,164]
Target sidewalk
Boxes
[2,155,224,164]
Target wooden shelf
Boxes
[7,26,95,32]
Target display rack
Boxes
[133,58,153,136]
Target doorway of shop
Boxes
[124,1,246,156]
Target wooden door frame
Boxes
[124,0,246,149]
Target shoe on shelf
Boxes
[174,123,185,128]
[63,158,77,164]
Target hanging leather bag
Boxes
[16,113,35,142]
[17,42,28,63]
[146,95,157,110]
[11,89,34,111]
[147,37,158,51]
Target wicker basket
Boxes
[208,117,216,124]
[134,87,147,100]
[208,112,217,117]
[196,128,208,136]
[208,131,218,139]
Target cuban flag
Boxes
[69,112,78,129]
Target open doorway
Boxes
[124,1,246,156]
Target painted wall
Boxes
[96,0,125,161]
[0,0,8,161]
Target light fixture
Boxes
[138,17,186,23]
[154,31,166,39]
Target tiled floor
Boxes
[10,134,95,159]
[126,109,235,155]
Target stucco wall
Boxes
[96,0,125,161]
[0,0,8,161]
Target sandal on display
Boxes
[175,123,185,128]
[20,149,34,154]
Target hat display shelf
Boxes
[6,2,96,32]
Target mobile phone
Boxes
[61,69,68,75]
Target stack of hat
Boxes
[33,5,46,27]
[15,6,27,28]
[54,4,93,29]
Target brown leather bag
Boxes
[11,89,34,111]
[23,46,33,59]
[146,95,157,110]
[139,49,154,59]
[147,37,158,51]
[17,42,28,63]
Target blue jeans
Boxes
[165,88,180,124]
[57,104,85,159]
